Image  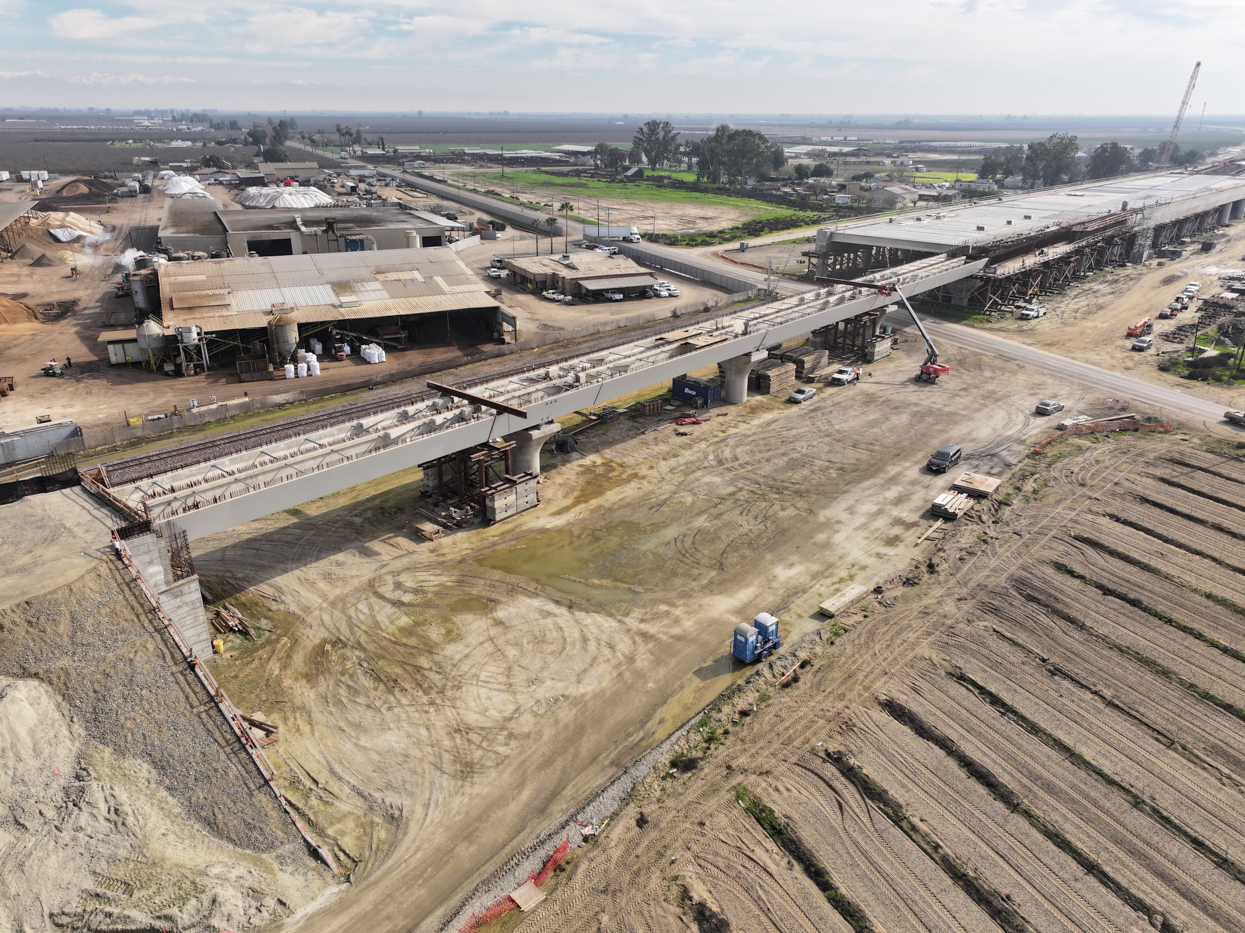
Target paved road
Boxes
[920,317,1228,425]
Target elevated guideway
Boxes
[89,253,984,540]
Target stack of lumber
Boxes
[932,492,974,520]
[949,472,1001,498]
[777,346,829,377]
[818,583,869,618]
[212,603,257,639]
[752,360,797,395]
[638,399,662,415]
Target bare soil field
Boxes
[518,431,1245,933]
[163,336,1107,933]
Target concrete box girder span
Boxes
[116,255,986,540]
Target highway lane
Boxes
[918,316,1228,424]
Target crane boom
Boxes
[1159,61,1200,167]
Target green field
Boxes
[912,171,978,183]
[469,169,792,219]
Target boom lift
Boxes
[818,278,949,383]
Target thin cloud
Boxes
[50,8,158,40]
[64,72,197,84]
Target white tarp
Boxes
[156,170,177,179]
[162,176,205,195]
[48,228,82,242]
[234,187,336,209]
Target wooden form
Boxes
[818,583,869,618]
[950,472,1002,498]
[932,491,974,519]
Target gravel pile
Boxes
[0,557,296,854]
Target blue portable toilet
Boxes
[733,613,780,663]
[732,622,758,663]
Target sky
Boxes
[0,0,1241,114]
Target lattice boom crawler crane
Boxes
[733,612,781,664]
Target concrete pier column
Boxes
[1232,198,1245,221]
[504,421,561,475]
[1219,203,1233,225]
[720,350,769,404]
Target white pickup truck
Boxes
[1225,410,1245,426]
[1018,304,1048,320]
[828,366,861,386]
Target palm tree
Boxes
[545,216,558,254]
[558,201,574,252]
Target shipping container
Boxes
[672,376,721,408]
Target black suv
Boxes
[927,444,963,473]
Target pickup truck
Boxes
[541,289,566,301]
[828,365,861,385]
[1018,304,1048,320]
[1226,410,1245,426]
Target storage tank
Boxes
[176,325,201,345]
[136,319,167,350]
[271,317,298,361]
[405,230,421,249]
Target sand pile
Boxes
[0,297,40,324]
[10,243,42,262]
[59,182,90,197]
[30,250,73,267]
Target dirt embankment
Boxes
[0,542,331,932]
[518,432,1245,933]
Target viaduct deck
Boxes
[92,253,985,540]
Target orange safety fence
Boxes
[1032,419,1171,453]
[459,838,571,932]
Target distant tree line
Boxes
[587,122,789,186]
[978,132,1204,186]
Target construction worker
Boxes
[65,356,72,369]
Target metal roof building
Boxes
[158,247,502,332]
[158,198,463,256]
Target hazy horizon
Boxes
[0,1,1238,115]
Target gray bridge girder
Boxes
[122,255,986,541]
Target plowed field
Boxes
[522,433,1245,933]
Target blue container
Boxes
[672,377,721,409]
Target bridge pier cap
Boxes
[504,421,561,475]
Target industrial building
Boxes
[157,198,464,257]
[255,161,322,182]
[110,247,509,378]
[502,251,659,298]
[804,170,1245,310]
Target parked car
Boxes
[1018,304,1048,320]
[828,366,861,386]
[927,444,963,473]
[666,285,680,297]
[486,267,503,278]
[598,246,619,256]
[602,290,624,301]
[787,386,817,403]
[1185,281,1201,295]
[489,258,505,268]
[1225,410,1245,426]
[1035,399,1065,415]
[653,286,671,298]
[1132,335,1154,351]
[542,289,566,301]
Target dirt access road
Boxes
[523,431,1245,933]
[189,335,1150,933]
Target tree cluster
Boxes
[978,133,1205,186]
[694,125,778,185]
[632,120,680,169]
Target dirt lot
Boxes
[973,218,1245,407]
[518,429,1245,933]
[167,332,1185,933]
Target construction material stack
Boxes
[950,472,1002,498]
[750,359,797,395]
[484,473,540,523]
[932,491,974,519]
[774,346,828,378]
